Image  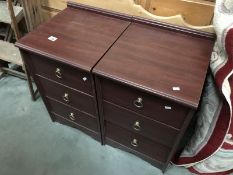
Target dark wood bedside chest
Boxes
[15,3,131,142]
[16,2,215,173]
[93,18,215,171]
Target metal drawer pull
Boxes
[133,121,141,131]
[69,113,75,121]
[131,139,138,147]
[63,93,69,102]
[55,68,62,79]
[133,97,143,108]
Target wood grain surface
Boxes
[16,6,130,72]
[93,22,214,108]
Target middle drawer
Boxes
[37,76,96,116]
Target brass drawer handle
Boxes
[133,97,143,108]
[131,138,138,147]
[55,68,62,79]
[63,93,69,102]
[133,121,141,131]
[69,112,75,121]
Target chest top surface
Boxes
[93,21,215,108]
[16,6,130,72]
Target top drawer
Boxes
[99,78,190,129]
[27,53,93,95]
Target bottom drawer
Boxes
[52,113,100,141]
[47,98,99,133]
[105,122,170,163]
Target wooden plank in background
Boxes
[147,0,214,26]
[40,7,60,22]
[40,0,215,33]
[21,0,43,31]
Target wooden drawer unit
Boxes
[94,17,214,171]
[101,78,189,129]
[16,2,215,173]
[105,122,170,163]
[16,3,131,142]
[103,101,178,147]
[47,98,98,132]
[29,54,93,95]
[36,76,95,115]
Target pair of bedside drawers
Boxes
[16,2,215,172]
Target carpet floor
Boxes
[0,76,193,175]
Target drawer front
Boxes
[100,78,189,129]
[37,76,96,115]
[105,122,170,163]
[47,98,98,132]
[52,113,100,141]
[103,101,178,147]
[28,53,93,95]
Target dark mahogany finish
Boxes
[105,122,170,163]
[16,2,215,173]
[16,3,131,142]
[16,6,131,72]
[94,22,214,108]
[100,78,189,129]
[103,101,178,147]
[47,98,98,132]
[52,113,100,141]
[93,11,215,172]
[36,76,96,116]
[29,54,93,95]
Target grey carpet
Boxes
[0,76,192,175]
